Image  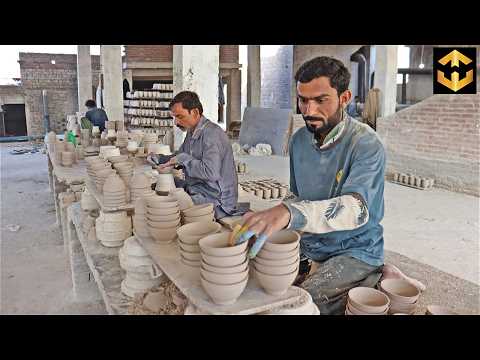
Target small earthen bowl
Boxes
[179,240,200,253]
[347,301,388,315]
[180,249,202,261]
[261,230,300,253]
[148,227,178,242]
[200,267,249,285]
[257,245,299,260]
[177,221,222,244]
[201,251,247,268]
[184,212,215,223]
[146,213,180,222]
[253,259,300,275]
[200,276,248,305]
[389,300,417,314]
[181,255,201,267]
[254,267,298,296]
[347,287,390,314]
[201,258,249,274]
[147,207,180,216]
[254,255,299,267]
[183,203,214,217]
[379,279,420,304]
[146,219,180,229]
[146,196,178,209]
[198,232,249,257]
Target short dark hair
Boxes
[169,91,203,115]
[295,56,351,96]
[85,99,96,108]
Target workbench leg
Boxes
[67,213,102,303]
[47,156,54,194]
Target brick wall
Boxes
[19,53,101,136]
[377,94,480,196]
[261,45,293,109]
[125,45,239,64]
[0,85,24,105]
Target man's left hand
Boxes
[237,204,291,258]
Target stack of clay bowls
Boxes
[182,203,215,224]
[108,154,128,165]
[116,131,129,148]
[346,287,390,315]
[47,131,57,144]
[76,144,85,160]
[102,174,127,208]
[198,232,249,305]
[99,145,120,159]
[176,221,222,267]
[113,161,135,187]
[145,195,180,244]
[54,141,66,163]
[129,173,155,202]
[96,211,132,247]
[61,151,74,167]
[143,133,158,151]
[119,236,163,297]
[80,187,99,211]
[170,188,194,211]
[155,173,176,193]
[133,197,154,238]
[92,166,116,193]
[252,230,300,296]
[378,279,420,315]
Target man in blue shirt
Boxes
[85,99,108,132]
[238,56,386,314]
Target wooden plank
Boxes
[135,232,303,315]
[68,203,132,315]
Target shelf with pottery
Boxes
[46,143,88,184]
[134,231,304,315]
[68,202,132,314]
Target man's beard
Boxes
[176,124,187,132]
[303,104,344,141]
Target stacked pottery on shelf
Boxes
[145,195,180,244]
[182,203,215,224]
[170,188,194,211]
[142,133,158,152]
[96,211,132,247]
[176,221,222,267]
[119,236,163,297]
[89,161,115,193]
[113,161,135,188]
[378,279,420,315]
[102,174,127,208]
[133,197,154,238]
[345,287,390,315]
[47,131,57,144]
[155,173,176,194]
[61,151,74,167]
[252,230,300,296]
[116,131,129,148]
[80,187,100,211]
[129,173,155,202]
[54,140,66,164]
[99,146,120,160]
[198,232,249,305]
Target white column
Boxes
[100,45,124,123]
[173,45,220,149]
[374,45,398,117]
[247,45,261,107]
[77,45,93,113]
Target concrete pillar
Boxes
[227,68,242,128]
[247,45,261,107]
[77,45,93,112]
[172,45,219,150]
[100,45,124,123]
[374,45,398,117]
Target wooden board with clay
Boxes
[135,232,303,315]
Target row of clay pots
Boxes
[252,230,300,296]
[378,279,420,315]
[243,186,288,200]
[198,232,250,305]
[145,195,180,243]
[182,203,215,224]
[393,173,435,189]
[95,211,132,247]
[119,236,163,298]
[176,221,222,267]
[345,287,390,315]
[103,174,128,208]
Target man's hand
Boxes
[156,156,177,172]
[237,204,291,258]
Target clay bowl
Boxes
[201,258,249,274]
[201,250,247,268]
[184,212,215,223]
[179,240,200,253]
[379,279,420,304]
[108,155,128,163]
[347,287,390,314]
[254,267,298,296]
[262,230,300,253]
[103,191,127,198]
[148,227,178,243]
[257,245,299,260]
[347,301,388,315]
[146,218,180,229]
[200,276,248,305]
[253,258,300,275]
[183,203,214,217]
[146,196,178,209]
[254,254,299,267]
[201,267,249,285]
[388,300,417,314]
[180,249,202,261]
[425,305,458,315]
[198,232,249,257]
[147,207,180,216]
[146,213,180,222]
[181,255,201,267]
[176,221,222,244]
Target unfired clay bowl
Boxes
[149,227,178,243]
[146,196,178,209]
[198,232,249,257]
[347,287,390,314]
[254,259,300,275]
[146,219,180,229]
[200,267,249,285]
[200,276,248,305]
[201,258,249,274]
[179,241,201,253]
[254,255,299,267]
[379,279,420,304]
[347,301,388,315]
[262,230,300,253]
[181,256,201,267]
[176,221,222,244]
[254,267,298,296]
[180,249,202,261]
[147,207,180,216]
[182,203,214,217]
[257,245,299,260]
[388,300,417,314]
[184,212,215,223]
[201,251,247,268]
[146,213,180,222]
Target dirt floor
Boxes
[1,144,478,314]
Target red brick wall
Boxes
[377,94,480,196]
[124,45,239,63]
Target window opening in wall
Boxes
[51,60,56,65]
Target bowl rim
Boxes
[347,287,390,313]
[379,279,420,302]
